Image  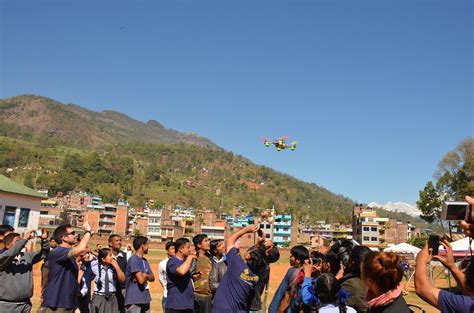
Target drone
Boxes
[262,136,297,151]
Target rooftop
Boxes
[0,174,48,199]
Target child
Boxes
[90,248,125,312]
[302,272,356,313]
[125,236,155,312]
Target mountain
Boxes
[0,95,218,149]
[0,95,357,223]
[367,201,421,217]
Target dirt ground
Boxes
[30,249,443,313]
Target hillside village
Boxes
[2,176,424,250]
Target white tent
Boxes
[439,237,474,257]
[383,242,421,254]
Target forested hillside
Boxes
[0,136,355,222]
[0,95,429,226]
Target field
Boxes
[31,248,444,313]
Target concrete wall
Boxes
[0,191,42,234]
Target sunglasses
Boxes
[66,231,76,236]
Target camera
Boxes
[442,201,472,221]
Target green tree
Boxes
[417,181,443,224]
[23,172,35,188]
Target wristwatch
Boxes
[84,230,93,236]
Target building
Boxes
[0,174,48,233]
[273,214,292,246]
[258,220,274,241]
[200,225,225,240]
[352,206,382,248]
[147,208,162,240]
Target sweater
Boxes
[0,238,50,301]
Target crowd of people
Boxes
[0,196,473,312]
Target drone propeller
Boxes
[262,136,269,142]
[279,136,289,140]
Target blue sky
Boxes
[1,0,472,205]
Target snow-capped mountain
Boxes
[367,201,421,217]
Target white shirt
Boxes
[318,304,357,313]
[158,258,169,298]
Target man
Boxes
[125,236,155,313]
[212,225,263,313]
[166,238,197,313]
[249,235,280,313]
[192,234,212,313]
[40,222,93,313]
[0,229,49,312]
[158,241,175,312]
[108,234,128,313]
[415,239,474,312]
[0,225,14,245]
[269,245,309,313]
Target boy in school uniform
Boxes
[125,236,155,313]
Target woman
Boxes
[340,246,371,313]
[361,251,410,313]
[209,239,227,297]
[268,245,309,313]
[90,248,126,313]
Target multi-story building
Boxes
[273,214,292,246]
[352,206,381,248]
[259,220,274,241]
[200,225,226,240]
[147,208,162,240]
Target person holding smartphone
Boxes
[415,238,474,312]
[0,229,50,312]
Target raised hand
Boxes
[83,221,92,232]
[433,239,455,270]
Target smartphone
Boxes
[311,258,321,266]
[34,230,43,237]
[428,234,440,256]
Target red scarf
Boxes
[366,285,402,308]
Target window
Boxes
[363,236,370,241]
[2,206,16,226]
[371,227,377,232]
[371,237,378,241]
[260,224,264,228]
[266,224,271,229]
[363,226,370,231]
[40,210,49,215]
[18,208,30,227]
[266,234,271,238]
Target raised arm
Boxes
[0,239,28,270]
[175,255,197,276]
[225,224,259,254]
[71,222,92,257]
[414,243,440,309]
[30,230,51,264]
